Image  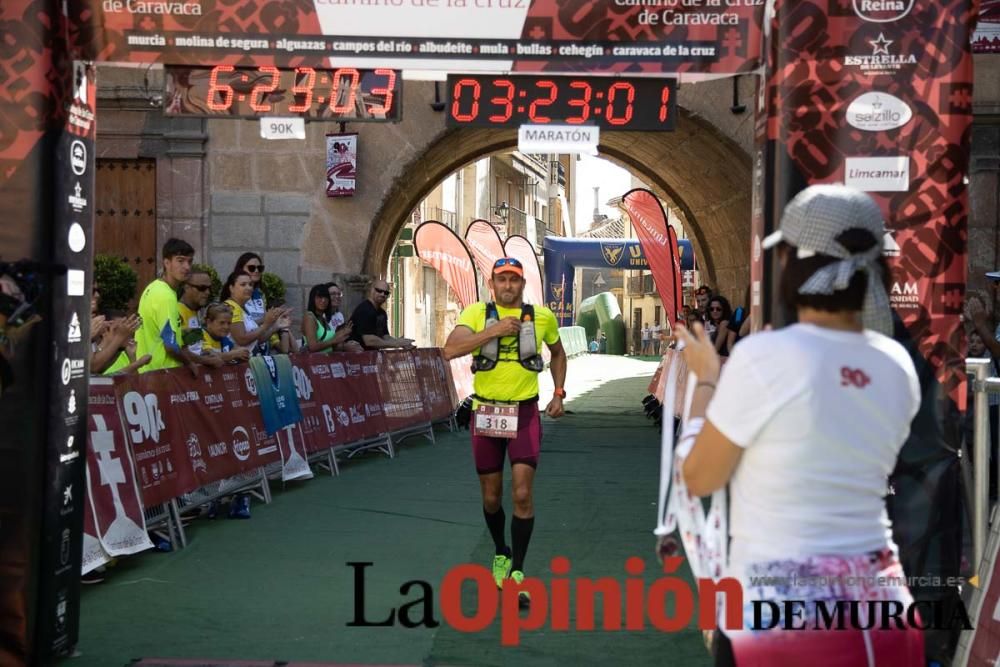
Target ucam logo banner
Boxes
[518,125,598,156]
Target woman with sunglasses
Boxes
[221,271,292,355]
[705,295,734,357]
[302,284,357,353]
[676,185,922,665]
[233,252,268,327]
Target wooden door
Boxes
[94,159,157,300]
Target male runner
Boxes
[444,257,567,607]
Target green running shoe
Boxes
[492,551,512,589]
[509,570,530,608]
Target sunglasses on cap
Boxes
[493,257,523,269]
[245,264,264,273]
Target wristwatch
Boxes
[553,388,567,399]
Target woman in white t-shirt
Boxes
[676,185,923,666]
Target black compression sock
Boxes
[484,505,508,555]
[511,515,535,572]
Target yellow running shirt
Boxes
[456,302,559,402]
[135,279,183,372]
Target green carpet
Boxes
[69,368,710,667]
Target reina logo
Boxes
[852,0,914,22]
[846,92,912,132]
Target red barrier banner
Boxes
[175,367,283,483]
[86,380,152,558]
[290,356,343,454]
[87,349,456,509]
[413,349,455,422]
[312,354,388,444]
[378,350,432,431]
[114,367,280,506]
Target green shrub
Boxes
[260,272,286,307]
[93,254,138,312]
[192,263,222,302]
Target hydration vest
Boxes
[472,302,544,373]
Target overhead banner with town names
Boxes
[66,0,765,73]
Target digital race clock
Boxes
[163,65,401,121]
[445,74,676,131]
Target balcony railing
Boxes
[627,274,655,296]
[426,206,457,230]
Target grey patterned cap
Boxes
[762,184,893,335]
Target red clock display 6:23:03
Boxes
[445,74,676,131]
[163,65,402,121]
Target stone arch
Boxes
[363,109,753,300]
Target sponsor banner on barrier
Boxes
[314,352,389,445]
[413,349,457,423]
[114,367,282,506]
[86,381,152,558]
[89,349,456,508]
[378,350,432,431]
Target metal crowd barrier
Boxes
[966,358,1000,573]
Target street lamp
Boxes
[493,201,509,224]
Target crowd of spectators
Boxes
[88,238,415,381]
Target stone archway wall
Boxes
[363,110,753,301]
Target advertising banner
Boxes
[85,380,153,558]
[377,350,431,432]
[504,234,544,307]
[414,221,480,308]
[66,0,765,73]
[621,189,685,326]
[464,219,505,298]
[31,54,98,660]
[764,1,976,660]
[114,368,282,506]
[326,133,357,198]
[412,349,456,422]
[291,357,344,454]
[317,354,389,444]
